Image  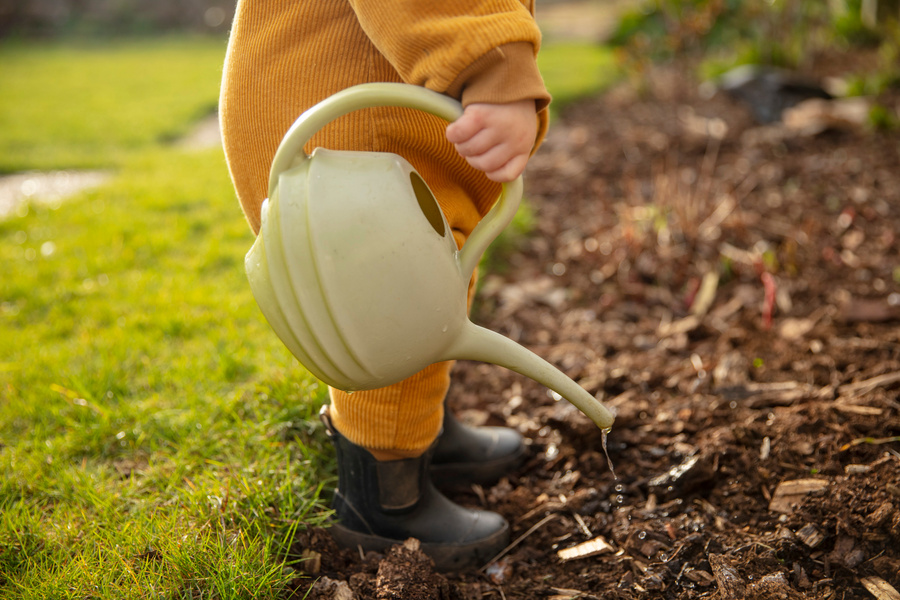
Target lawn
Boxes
[0,35,618,598]
[0,35,333,599]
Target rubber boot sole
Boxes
[328,520,509,571]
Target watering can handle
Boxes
[267,82,523,279]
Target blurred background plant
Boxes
[610,0,900,89]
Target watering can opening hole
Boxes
[410,172,446,238]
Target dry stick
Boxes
[839,371,900,396]
[481,513,560,570]
[572,512,592,537]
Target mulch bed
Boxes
[294,54,900,600]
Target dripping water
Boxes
[600,426,617,480]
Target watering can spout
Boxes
[443,323,615,430]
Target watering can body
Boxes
[245,83,615,430]
[247,147,468,390]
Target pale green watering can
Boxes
[245,83,614,430]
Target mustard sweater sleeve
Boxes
[347,0,550,109]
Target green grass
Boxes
[0,36,333,598]
[0,37,226,172]
[539,42,621,113]
[0,35,614,598]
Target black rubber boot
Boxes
[430,404,526,488]
[321,407,509,571]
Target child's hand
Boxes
[445,99,537,183]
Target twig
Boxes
[481,513,559,570]
[840,436,900,452]
[839,372,900,396]
[572,512,592,537]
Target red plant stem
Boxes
[761,271,776,330]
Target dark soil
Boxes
[295,55,900,600]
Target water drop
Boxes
[637,531,647,540]
[545,443,559,460]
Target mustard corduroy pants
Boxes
[220,1,501,458]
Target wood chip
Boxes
[557,536,615,562]
[301,549,322,574]
[334,581,356,600]
[312,576,357,600]
[768,479,829,514]
[658,315,700,337]
[549,587,597,600]
[845,463,872,474]
[796,523,826,548]
[684,568,717,586]
[777,317,816,340]
[861,576,900,600]
[708,554,746,600]
[832,536,866,568]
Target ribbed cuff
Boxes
[447,42,551,112]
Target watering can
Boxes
[245,83,614,431]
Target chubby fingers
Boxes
[445,105,486,146]
[483,153,531,183]
[445,102,537,182]
[450,129,525,181]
